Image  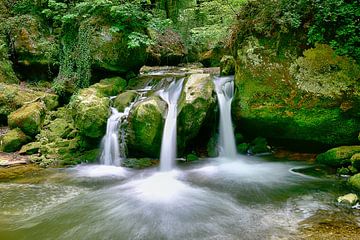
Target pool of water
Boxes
[0,155,359,240]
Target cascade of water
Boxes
[158,78,184,171]
[100,100,137,166]
[214,76,237,159]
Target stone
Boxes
[91,77,127,97]
[113,91,138,112]
[337,193,358,205]
[316,146,360,167]
[128,96,166,157]
[70,88,110,139]
[0,128,29,152]
[19,142,41,155]
[8,102,46,137]
[351,153,360,170]
[349,174,360,191]
[249,137,270,154]
[220,55,235,76]
[237,143,249,154]
[186,153,199,161]
[178,74,216,151]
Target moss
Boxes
[128,96,166,157]
[91,77,127,97]
[351,153,360,170]
[19,141,41,155]
[316,146,360,167]
[237,143,249,154]
[121,158,158,169]
[8,102,46,137]
[186,153,198,161]
[113,91,138,112]
[0,165,42,181]
[0,128,29,152]
[349,173,360,192]
[220,55,235,76]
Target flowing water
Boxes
[158,79,184,171]
[214,76,237,159]
[0,156,357,240]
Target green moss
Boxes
[237,143,249,154]
[8,102,46,137]
[186,153,198,161]
[121,158,158,169]
[128,96,165,157]
[113,91,138,112]
[19,141,41,155]
[91,77,127,97]
[0,128,29,152]
[316,146,360,167]
[351,153,360,170]
[349,173,360,192]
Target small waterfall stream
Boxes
[214,76,237,159]
[158,79,184,171]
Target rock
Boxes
[146,28,187,65]
[122,158,158,169]
[237,143,249,154]
[113,91,138,112]
[349,174,360,191]
[249,137,270,154]
[8,102,46,137]
[186,153,198,161]
[0,83,58,124]
[337,193,358,205]
[316,146,360,167]
[70,88,110,139]
[233,38,360,149]
[91,77,127,97]
[337,167,350,175]
[351,153,360,170]
[0,128,29,152]
[19,142,41,155]
[128,96,166,157]
[220,55,235,76]
[178,74,216,151]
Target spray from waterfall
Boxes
[158,78,184,171]
[214,76,237,159]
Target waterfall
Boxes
[214,76,237,159]
[100,101,136,166]
[158,78,184,171]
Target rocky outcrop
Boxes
[233,39,360,149]
[316,146,360,167]
[8,102,46,137]
[128,96,166,157]
[178,74,216,151]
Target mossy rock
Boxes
[237,143,249,154]
[351,153,360,170]
[316,146,360,167]
[0,128,29,152]
[349,173,360,192]
[220,55,235,76]
[113,91,138,112]
[178,74,216,151]
[249,137,270,154]
[233,40,360,149]
[128,96,166,157]
[186,153,199,161]
[122,158,158,169]
[8,102,46,137]
[70,88,110,138]
[19,141,41,155]
[91,77,127,97]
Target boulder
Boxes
[349,174,360,192]
[128,96,166,157]
[237,143,250,154]
[233,38,360,150]
[249,137,270,154]
[0,128,29,152]
[19,142,41,155]
[316,146,360,167]
[337,193,358,205]
[178,74,216,151]
[70,88,110,138]
[91,77,127,97]
[220,55,235,76]
[351,153,360,170]
[8,102,46,137]
[113,91,138,112]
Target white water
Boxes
[214,76,237,159]
[158,79,184,171]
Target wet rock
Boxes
[249,137,270,154]
[316,146,360,167]
[178,74,216,151]
[128,96,166,157]
[0,128,29,152]
[220,55,235,76]
[8,102,46,137]
[337,193,358,205]
[70,88,110,139]
[113,91,138,112]
[237,143,250,154]
[186,153,198,161]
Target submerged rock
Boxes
[8,102,46,137]
[0,128,29,152]
[128,96,166,157]
[178,73,216,151]
[316,146,360,167]
[337,193,358,205]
